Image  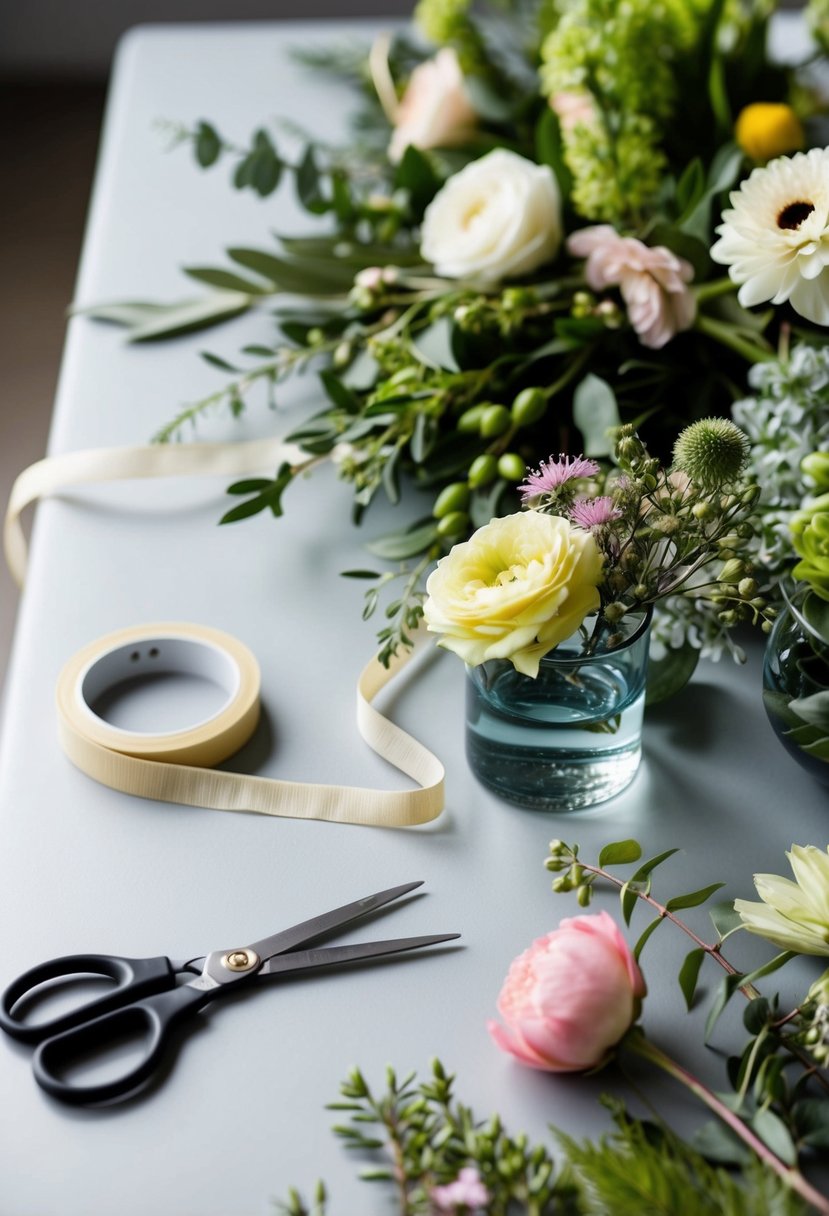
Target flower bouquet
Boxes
[87,0,829,699]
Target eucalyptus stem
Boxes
[577,859,757,994]
[625,1031,829,1215]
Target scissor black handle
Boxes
[32,983,212,1105]
[0,954,176,1045]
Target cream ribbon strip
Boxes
[4,436,304,590]
[5,441,445,828]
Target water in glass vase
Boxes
[465,612,651,811]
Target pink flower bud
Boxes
[488,911,646,1071]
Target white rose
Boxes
[420,149,563,282]
[388,48,477,164]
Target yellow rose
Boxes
[423,511,603,677]
[734,102,804,163]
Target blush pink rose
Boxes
[487,911,646,1072]
[388,48,477,164]
[567,225,697,350]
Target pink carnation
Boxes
[567,225,696,350]
[519,454,600,500]
[431,1167,490,1212]
[488,911,646,1072]
[569,495,622,530]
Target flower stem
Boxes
[694,314,775,363]
[625,1031,829,1214]
[693,277,737,304]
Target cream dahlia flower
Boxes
[711,148,829,325]
[734,844,829,955]
[423,511,602,677]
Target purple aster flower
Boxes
[569,495,622,530]
[431,1167,490,1212]
[519,454,600,500]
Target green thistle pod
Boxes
[672,418,750,488]
[511,387,547,428]
[433,482,470,518]
[497,453,526,482]
[480,404,512,438]
[468,454,498,488]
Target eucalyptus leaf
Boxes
[194,120,221,168]
[126,291,253,342]
[803,590,829,645]
[598,840,642,867]
[573,374,620,457]
[665,883,725,913]
[678,948,706,1011]
[367,520,440,561]
[630,848,678,884]
[228,247,354,295]
[788,690,829,731]
[690,1120,752,1166]
[645,641,699,707]
[184,266,274,295]
[410,318,460,372]
[709,900,743,941]
[750,1109,796,1166]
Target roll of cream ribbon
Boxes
[56,622,444,828]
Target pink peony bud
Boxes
[488,911,646,1071]
[388,48,477,164]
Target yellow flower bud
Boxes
[735,103,804,163]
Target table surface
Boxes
[1,16,827,1216]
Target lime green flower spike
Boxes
[791,491,829,601]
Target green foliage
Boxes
[279,1064,810,1215]
[558,1105,808,1216]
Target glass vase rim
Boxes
[545,603,654,661]
[779,579,827,647]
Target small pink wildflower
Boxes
[519,454,600,500]
[431,1166,491,1212]
[569,495,622,530]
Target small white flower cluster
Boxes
[652,594,745,664]
[732,343,829,570]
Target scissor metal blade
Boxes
[247,881,425,963]
[258,933,460,977]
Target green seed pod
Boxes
[692,501,714,521]
[577,884,592,908]
[497,453,526,482]
[468,454,498,488]
[738,577,757,598]
[511,387,547,428]
[457,404,487,434]
[719,558,745,583]
[433,482,471,518]
[436,511,469,538]
[480,404,512,438]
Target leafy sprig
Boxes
[277,1061,808,1215]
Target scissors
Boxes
[0,880,458,1105]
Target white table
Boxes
[0,18,826,1215]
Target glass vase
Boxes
[465,610,652,811]
[762,593,829,788]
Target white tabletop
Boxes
[0,18,826,1215]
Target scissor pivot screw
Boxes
[222,949,259,972]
